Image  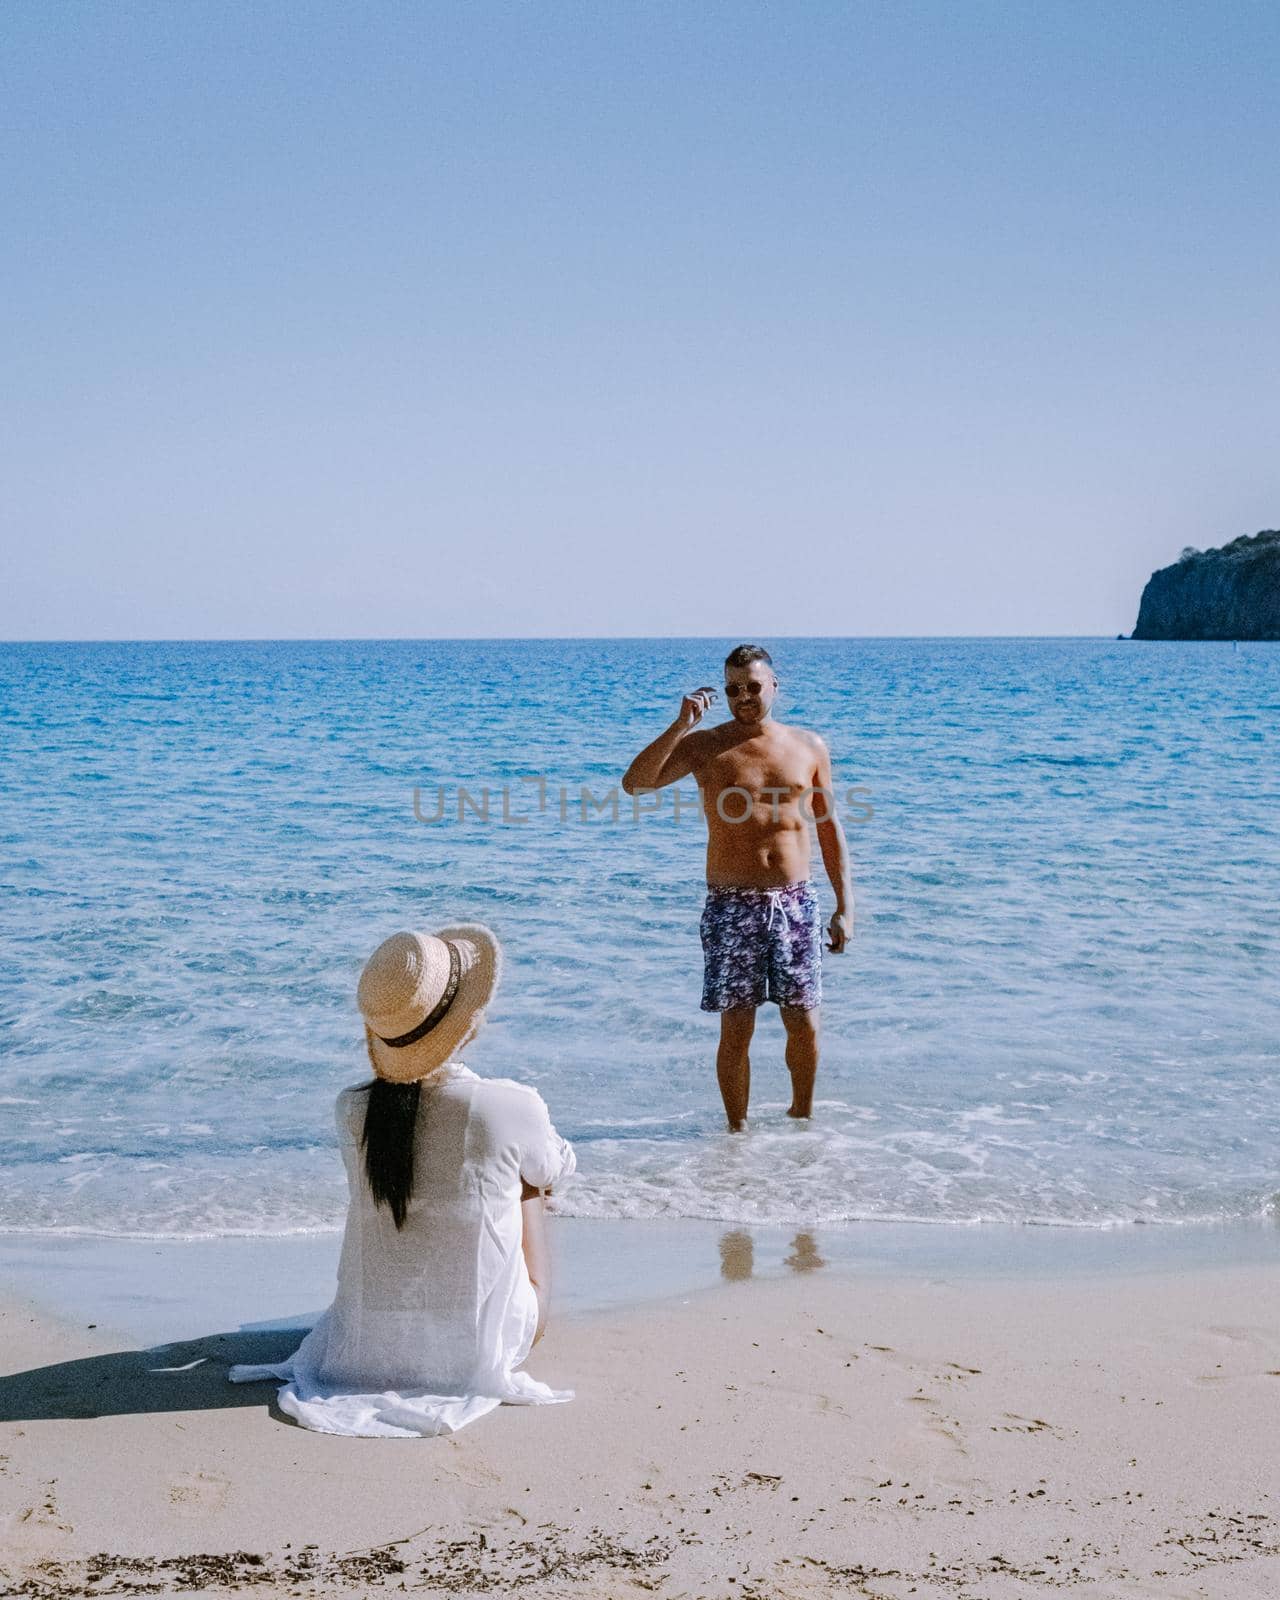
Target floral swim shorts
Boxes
[700,880,823,1013]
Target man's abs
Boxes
[695,724,820,890]
[704,810,811,889]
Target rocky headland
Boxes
[1132,528,1280,640]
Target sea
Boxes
[2,638,1278,1245]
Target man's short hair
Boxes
[724,644,773,671]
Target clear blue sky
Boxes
[3,0,1277,639]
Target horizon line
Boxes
[0,632,1138,646]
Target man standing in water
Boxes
[622,645,853,1131]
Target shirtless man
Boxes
[622,644,853,1131]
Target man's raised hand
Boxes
[678,687,717,729]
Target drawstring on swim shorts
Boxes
[765,889,785,932]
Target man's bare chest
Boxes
[699,742,811,798]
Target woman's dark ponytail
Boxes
[360,1079,421,1230]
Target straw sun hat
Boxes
[357,924,502,1084]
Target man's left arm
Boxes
[810,737,854,953]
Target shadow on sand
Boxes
[0,1327,303,1423]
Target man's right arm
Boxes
[621,688,715,794]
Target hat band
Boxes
[377,941,462,1048]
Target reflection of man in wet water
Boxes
[623,645,854,1131]
[719,1230,826,1280]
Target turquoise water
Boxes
[1,638,1278,1236]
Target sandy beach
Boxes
[3,1246,1279,1599]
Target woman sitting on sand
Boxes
[230,922,575,1436]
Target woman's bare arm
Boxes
[520,1181,550,1345]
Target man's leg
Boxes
[780,1004,819,1119]
[716,1006,756,1132]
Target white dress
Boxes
[229,1063,576,1436]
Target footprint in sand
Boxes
[10,1480,74,1552]
[926,1419,967,1453]
[168,1470,231,1513]
[1191,1326,1280,1384]
[435,1448,503,1490]
[901,1391,968,1455]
